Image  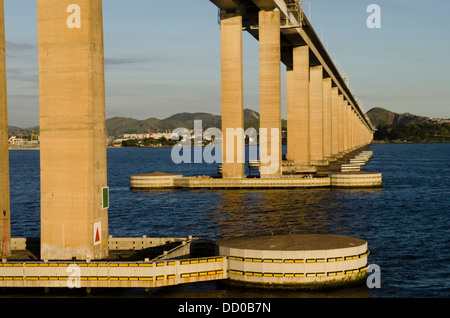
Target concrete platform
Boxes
[218,234,369,290]
[130,172,184,189]
[340,164,361,172]
[130,171,382,189]
[349,159,365,166]
[130,148,382,190]
[1,235,371,291]
[329,171,382,188]
[4,237,189,262]
[282,163,317,174]
[131,173,330,189]
[0,237,226,289]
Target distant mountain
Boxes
[10,107,447,140]
[366,107,441,128]
[244,109,260,120]
[8,125,39,137]
[107,108,260,138]
[106,112,221,137]
[7,109,261,138]
[366,107,450,142]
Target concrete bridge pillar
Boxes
[259,9,282,177]
[0,0,10,258]
[363,122,368,146]
[291,46,313,170]
[220,11,245,178]
[350,108,356,150]
[355,117,359,148]
[286,65,294,162]
[361,120,366,146]
[38,0,108,260]
[338,93,345,157]
[347,103,352,152]
[309,65,327,166]
[366,123,370,145]
[331,87,339,159]
[343,101,349,153]
[322,77,333,161]
[352,109,356,150]
[362,120,367,146]
[356,118,361,148]
[349,105,354,151]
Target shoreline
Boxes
[371,140,450,144]
[8,140,450,151]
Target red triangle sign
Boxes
[95,228,100,243]
[93,222,101,245]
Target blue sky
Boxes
[3,0,450,127]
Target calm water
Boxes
[7,143,450,298]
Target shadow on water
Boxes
[0,281,372,299]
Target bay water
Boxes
[8,143,450,298]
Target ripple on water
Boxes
[7,143,450,297]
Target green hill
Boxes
[106,112,221,137]
[106,108,261,138]
[366,107,433,127]
[373,122,450,142]
[9,107,448,143]
[8,125,39,137]
[8,109,261,138]
[366,107,450,142]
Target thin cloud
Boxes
[104,57,149,66]
[6,41,37,51]
[5,41,37,60]
[6,68,38,83]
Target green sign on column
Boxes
[102,187,109,209]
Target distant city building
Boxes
[121,132,177,140]
[8,136,40,149]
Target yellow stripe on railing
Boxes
[227,251,369,264]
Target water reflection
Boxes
[143,280,371,298]
[208,188,355,240]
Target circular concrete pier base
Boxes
[130,172,183,189]
[341,164,361,172]
[329,171,382,188]
[218,234,369,290]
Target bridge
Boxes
[1,0,377,288]
[213,0,374,177]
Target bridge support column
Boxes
[38,0,108,260]
[343,101,349,154]
[309,65,327,166]
[357,118,362,148]
[361,120,365,147]
[351,109,356,151]
[349,108,353,151]
[361,122,368,146]
[331,87,339,159]
[363,120,370,146]
[323,77,334,161]
[259,9,282,177]
[349,105,354,151]
[285,45,316,173]
[0,0,10,258]
[338,94,345,158]
[286,65,294,163]
[220,11,245,178]
[347,104,353,152]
